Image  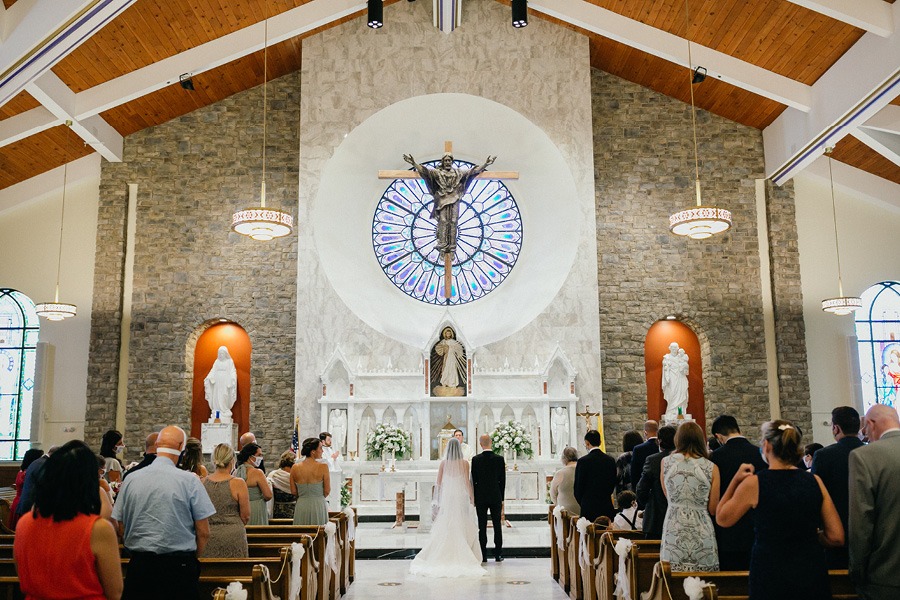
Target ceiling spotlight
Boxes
[692,66,707,84]
[179,73,195,91]
[512,0,528,28]
[368,0,383,28]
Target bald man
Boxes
[849,405,900,600]
[122,432,158,480]
[240,431,265,472]
[112,426,215,599]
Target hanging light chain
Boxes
[261,11,269,208]
[826,149,846,297]
[54,120,74,302]
[684,0,701,206]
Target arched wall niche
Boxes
[188,320,252,440]
[644,318,707,432]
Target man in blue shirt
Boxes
[112,425,215,599]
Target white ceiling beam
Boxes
[0,0,137,108]
[763,1,900,185]
[25,70,122,161]
[852,127,900,168]
[785,0,893,38]
[74,0,365,120]
[528,0,812,111]
[861,103,900,135]
[0,104,56,145]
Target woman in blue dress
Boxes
[717,420,844,600]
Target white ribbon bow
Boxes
[289,541,306,600]
[613,537,633,600]
[553,506,565,550]
[683,576,710,600]
[343,506,356,542]
[324,522,339,575]
[576,517,591,568]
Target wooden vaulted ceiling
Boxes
[1,0,898,190]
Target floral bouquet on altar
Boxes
[490,420,534,459]
[364,423,411,460]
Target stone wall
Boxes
[592,70,810,446]
[85,73,300,455]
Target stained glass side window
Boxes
[855,281,900,413]
[0,289,39,460]
[372,160,523,306]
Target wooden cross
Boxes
[576,405,602,430]
[378,141,518,303]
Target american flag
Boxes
[290,417,299,454]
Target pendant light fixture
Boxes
[669,0,731,240]
[820,148,861,316]
[35,121,77,321]
[231,5,293,241]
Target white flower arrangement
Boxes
[490,420,534,458]
[365,423,411,460]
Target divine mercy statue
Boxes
[402,152,495,256]
[431,326,467,397]
[204,346,237,423]
[662,342,690,419]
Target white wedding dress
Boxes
[409,439,486,578]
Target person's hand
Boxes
[484,155,496,167]
[735,463,755,482]
[403,154,415,166]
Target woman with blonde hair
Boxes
[717,420,842,600]
[660,421,721,571]
[549,447,580,515]
[202,444,250,558]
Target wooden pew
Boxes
[595,530,651,600]
[623,541,660,600]
[246,526,334,600]
[642,561,859,600]
[567,515,586,600]
[554,509,573,593]
[549,506,560,582]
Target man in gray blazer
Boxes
[849,404,900,600]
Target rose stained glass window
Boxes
[372,160,523,305]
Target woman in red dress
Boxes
[8,448,42,530]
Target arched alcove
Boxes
[644,319,706,431]
[190,321,251,440]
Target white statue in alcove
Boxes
[662,342,690,419]
[204,346,237,423]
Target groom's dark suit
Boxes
[471,448,506,561]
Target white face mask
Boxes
[115,444,125,454]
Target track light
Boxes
[367,0,383,28]
[512,0,528,28]
[179,73,195,90]
[692,66,707,84]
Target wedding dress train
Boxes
[409,439,486,578]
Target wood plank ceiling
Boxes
[0,0,897,190]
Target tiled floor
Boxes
[344,558,569,599]
[355,520,551,552]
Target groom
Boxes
[471,434,506,563]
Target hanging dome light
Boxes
[36,121,77,321]
[669,0,731,240]
[231,8,293,241]
[820,148,860,315]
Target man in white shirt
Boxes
[454,429,474,461]
[319,431,341,470]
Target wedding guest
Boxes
[612,490,643,530]
[812,406,863,570]
[99,429,125,483]
[202,444,249,558]
[14,440,123,600]
[710,414,767,570]
[803,443,823,470]
[8,448,42,529]
[717,420,843,600]
[15,445,59,518]
[849,404,900,600]
[549,446,580,515]
[636,425,676,539]
[123,432,158,480]
[707,436,721,453]
[291,438,330,526]
[235,443,272,525]
[269,450,298,519]
[630,420,660,488]
[616,430,644,494]
[177,437,208,478]
[240,431,265,472]
[574,429,617,522]
[97,455,114,518]
[660,421,720,572]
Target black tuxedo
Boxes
[635,449,671,538]
[630,438,659,490]
[811,435,864,568]
[710,436,768,570]
[471,449,506,559]
[573,447,617,522]
[122,453,156,480]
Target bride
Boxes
[409,438,486,577]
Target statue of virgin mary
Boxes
[204,346,238,423]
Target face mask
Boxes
[115,444,125,453]
[759,446,769,465]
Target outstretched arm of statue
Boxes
[403,153,424,171]
[471,155,496,176]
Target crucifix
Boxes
[378,141,518,303]
[576,404,602,430]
